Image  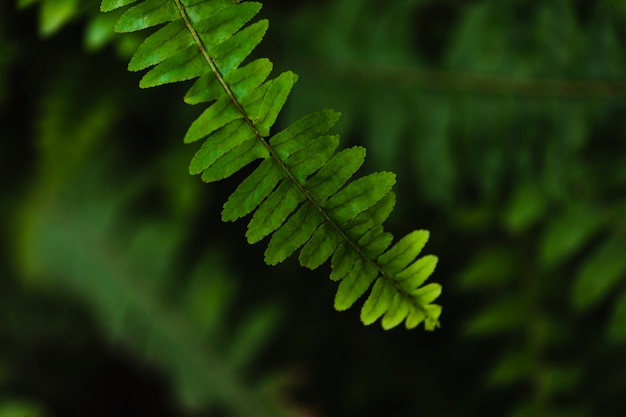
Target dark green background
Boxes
[2,0,626,416]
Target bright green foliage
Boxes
[18,0,80,36]
[100,0,441,330]
[7,0,626,416]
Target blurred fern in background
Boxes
[2,0,626,416]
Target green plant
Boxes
[98,0,441,331]
[6,0,626,416]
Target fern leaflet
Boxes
[100,0,442,330]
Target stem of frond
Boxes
[173,0,427,316]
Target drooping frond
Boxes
[100,0,442,330]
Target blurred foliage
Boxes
[2,0,626,416]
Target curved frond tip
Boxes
[101,0,442,330]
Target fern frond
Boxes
[100,0,442,330]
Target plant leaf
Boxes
[101,0,441,331]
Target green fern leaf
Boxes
[221,158,282,221]
[361,278,396,325]
[334,259,378,311]
[115,0,179,32]
[298,222,342,270]
[184,58,273,105]
[378,230,430,274]
[101,0,442,330]
[100,0,137,13]
[381,294,412,330]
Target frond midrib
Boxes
[173,0,425,314]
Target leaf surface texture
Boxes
[101,0,442,330]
